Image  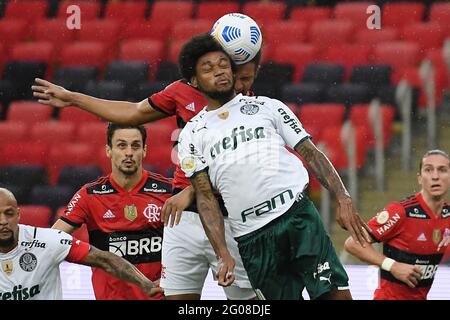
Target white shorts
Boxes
[161,211,256,300]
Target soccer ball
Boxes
[210,13,262,65]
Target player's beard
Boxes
[0,232,14,248]
[199,79,235,104]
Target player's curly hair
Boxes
[178,33,236,82]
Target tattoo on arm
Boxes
[295,139,350,199]
[190,171,228,257]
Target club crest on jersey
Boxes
[218,111,229,120]
[144,204,161,223]
[240,104,259,115]
[19,252,37,272]
[376,210,390,224]
[124,204,138,222]
[180,155,197,173]
[433,229,442,244]
[2,260,13,275]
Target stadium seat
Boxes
[58,107,103,123]
[264,21,307,46]
[429,2,450,37]
[167,39,185,64]
[253,62,294,99]
[271,43,318,82]
[5,1,48,22]
[104,1,147,24]
[30,185,74,212]
[60,42,107,69]
[54,207,90,243]
[373,41,421,75]
[354,27,399,45]
[96,145,111,174]
[149,1,194,29]
[281,83,326,105]
[19,205,52,228]
[154,61,180,82]
[2,61,47,100]
[53,66,98,93]
[7,101,53,124]
[146,116,178,150]
[298,103,346,142]
[76,20,121,60]
[0,165,48,195]
[0,122,28,145]
[171,19,212,42]
[33,19,76,46]
[0,142,48,166]
[382,2,425,29]
[289,6,332,23]
[57,1,101,20]
[118,40,164,78]
[309,20,354,49]
[349,104,396,147]
[104,61,150,96]
[84,81,126,101]
[401,23,444,51]
[334,2,374,28]
[326,83,372,108]
[350,64,392,96]
[242,1,287,27]
[121,20,170,43]
[10,42,55,74]
[30,121,76,145]
[0,19,29,53]
[47,143,97,185]
[302,63,344,86]
[322,45,371,78]
[196,2,240,21]
[77,122,107,147]
[0,182,29,205]
[58,165,103,191]
[130,81,169,102]
[144,145,174,176]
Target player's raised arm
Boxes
[32,78,167,125]
[80,245,163,297]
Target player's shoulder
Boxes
[163,79,195,93]
[83,175,118,195]
[20,225,71,246]
[184,108,207,128]
[140,170,173,194]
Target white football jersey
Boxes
[179,94,311,237]
[0,224,74,300]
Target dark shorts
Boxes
[235,195,349,300]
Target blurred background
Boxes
[0,0,449,266]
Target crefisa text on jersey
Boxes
[178,304,271,318]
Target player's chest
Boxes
[402,217,450,253]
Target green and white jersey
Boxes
[178,94,311,237]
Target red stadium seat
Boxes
[271,44,318,82]
[57,1,101,21]
[149,1,194,29]
[242,1,287,27]
[289,7,332,23]
[96,145,111,174]
[0,122,28,145]
[144,145,175,175]
[430,2,450,37]
[59,107,103,123]
[121,20,170,42]
[0,142,48,166]
[373,41,421,74]
[119,39,165,73]
[334,2,375,28]
[7,101,53,124]
[76,20,121,49]
[354,27,399,45]
[309,20,354,49]
[401,23,444,51]
[77,122,107,147]
[0,19,29,54]
[196,2,240,21]
[146,116,178,150]
[0,43,7,75]
[19,205,52,228]
[167,39,185,63]
[349,104,396,147]
[104,1,147,24]
[47,143,97,184]
[60,42,107,68]
[171,19,212,42]
[382,2,425,28]
[10,41,55,65]
[33,19,76,46]
[54,207,90,243]
[298,103,346,142]
[5,1,48,22]
[30,121,76,145]
[264,21,307,46]
[322,44,370,79]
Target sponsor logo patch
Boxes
[376,210,390,224]
[19,253,37,272]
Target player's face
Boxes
[0,197,19,251]
[192,51,235,102]
[234,62,257,95]
[107,129,147,176]
[418,154,450,198]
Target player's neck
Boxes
[205,93,236,111]
[112,170,143,192]
[421,190,445,216]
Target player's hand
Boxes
[390,262,422,288]
[161,187,194,227]
[32,78,73,108]
[216,255,235,287]
[336,197,371,247]
[142,279,164,297]
[438,235,450,251]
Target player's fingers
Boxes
[174,210,182,226]
[161,203,171,225]
[405,279,415,288]
[33,92,49,99]
[34,78,52,86]
[169,206,177,228]
[31,85,48,92]
[37,99,51,105]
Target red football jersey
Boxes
[61,170,172,300]
[367,192,450,300]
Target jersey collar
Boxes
[205,93,243,114]
[109,170,148,194]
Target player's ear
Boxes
[143,144,147,158]
[106,144,112,159]
[190,76,198,88]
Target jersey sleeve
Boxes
[60,188,90,228]
[177,123,208,179]
[270,99,311,149]
[65,237,91,264]
[43,229,82,264]
[367,202,405,242]
[148,81,178,116]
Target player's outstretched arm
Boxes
[32,78,167,125]
[80,245,163,297]
[190,171,235,287]
[295,139,371,246]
